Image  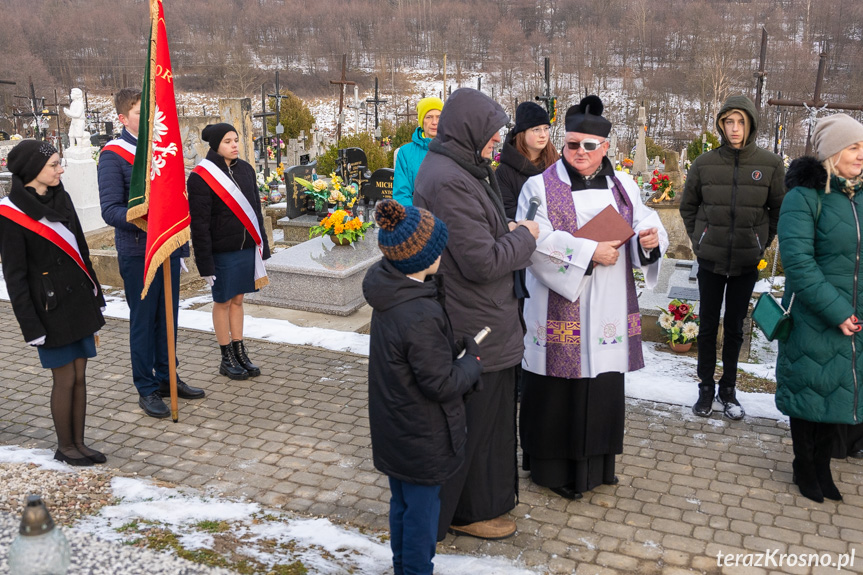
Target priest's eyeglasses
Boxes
[565,138,605,152]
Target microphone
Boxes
[524,196,542,221]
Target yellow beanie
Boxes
[417,97,444,126]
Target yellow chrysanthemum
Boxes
[757,259,768,271]
[334,224,344,234]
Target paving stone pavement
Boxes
[1,301,862,575]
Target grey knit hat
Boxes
[813,113,863,162]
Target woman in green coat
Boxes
[777,113,863,503]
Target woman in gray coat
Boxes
[414,88,538,541]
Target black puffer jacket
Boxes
[495,135,544,220]
[187,150,271,277]
[679,95,786,276]
[363,258,482,485]
[414,88,536,372]
[0,177,105,347]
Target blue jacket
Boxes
[97,128,188,258]
[392,127,431,206]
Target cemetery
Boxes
[1,2,863,573]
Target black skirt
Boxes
[436,367,518,541]
[211,248,256,303]
[519,370,625,493]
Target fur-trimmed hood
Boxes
[785,156,827,191]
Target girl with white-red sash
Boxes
[0,140,106,466]
[187,123,270,380]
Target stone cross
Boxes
[633,105,648,175]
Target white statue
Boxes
[63,88,86,148]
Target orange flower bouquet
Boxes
[309,209,374,245]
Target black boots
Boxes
[232,340,261,377]
[220,344,249,380]
[718,386,745,420]
[692,384,715,417]
[789,418,841,503]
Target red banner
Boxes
[127,0,190,297]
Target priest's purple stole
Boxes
[541,166,645,379]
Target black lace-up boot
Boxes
[231,340,261,377]
[219,344,249,380]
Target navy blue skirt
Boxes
[212,248,257,303]
[37,335,97,369]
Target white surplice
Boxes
[517,161,668,379]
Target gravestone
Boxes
[0,173,11,198]
[283,163,315,219]
[362,168,394,202]
[0,139,16,171]
[633,106,648,175]
[607,133,618,163]
[286,138,300,167]
[244,230,382,315]
[336,147,367,184]
[63,142,106,232]
[179,116,217,174]
[662,151,684,193]
[219,98,255,164]
[0,131,9,141]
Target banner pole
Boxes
[163,259,179,422]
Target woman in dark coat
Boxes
[495,101,559,219]
[777,113,863,503]
[0,140,106,466]
[187,123,271,381]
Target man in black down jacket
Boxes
[679,95,785,420]
[414,88,539,541]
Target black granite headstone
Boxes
[668,286,700,301]
[362,168,394,202]
[335,147,367,184]
[283,161,316,218]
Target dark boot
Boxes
[219,344,249,380]
[790,418,824,503]
[692,384,715,417]
[231,340,261,377]
[814,422,842,501]
[718,386,745,420]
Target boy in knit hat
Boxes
[362,199,483,575]
[393,96,444,206]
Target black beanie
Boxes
[201,123,238,152]
[511,102,550,137]
[564,95,612,137]
[7,140,58,184]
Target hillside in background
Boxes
[1,0,861,155]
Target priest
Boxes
[516,96,668,500]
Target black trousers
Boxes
[696,266,758,388]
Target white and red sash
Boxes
[0,197,98,295]
[101,138,136,164]
[193,159,269,289]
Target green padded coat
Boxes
[776,156,863,424]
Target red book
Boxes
[570,205,635,244]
